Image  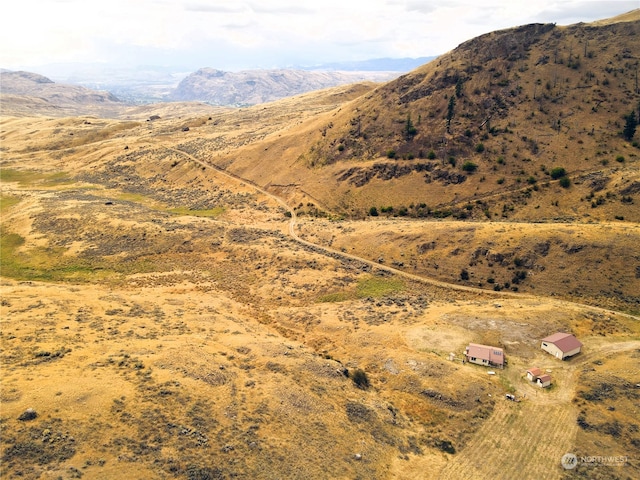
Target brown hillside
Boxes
[208,12,640,225]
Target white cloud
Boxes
[1,0,637,70]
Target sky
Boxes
[1,0,638,72]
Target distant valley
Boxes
[3,57,433,106]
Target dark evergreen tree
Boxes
[446,96,456,133]
[623,110,637,141]
[455,77,464,98]
[405,114,417,138]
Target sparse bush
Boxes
[369,206,379,216]
[550,167,566,179]
[460,269,470,281]
[435,439,456,454]
[615,155,625,163]
[387,149,396,159]
[559,176,571,188]
[476,143,485,153]
[427,150,436,160]
[462,161,478,172]
[512,270,527,284]
[350,369,370,389]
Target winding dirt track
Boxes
[168,147,640,321]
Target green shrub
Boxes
[559,176,571,188]
[387,149,396,159]
[427,150,436,160]
[369,206,379,216]
[476,143,485,153]
[462,161,478,172]
[550,167,566,179]
[615,155,625,163]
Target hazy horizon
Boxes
[2,0,638,75]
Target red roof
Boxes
[527,367,542,377]
[465,343,504,366]
[538,374,552,383]
[541,332,582,353]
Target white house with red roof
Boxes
[464,343,505,368]
[541,332,583,359]
[536,374,552,388]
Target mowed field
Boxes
[1,96,640,480]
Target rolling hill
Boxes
[1,10,639,480]
[207,10,640,223]
[158,10,640,312]
[0,70,124,117]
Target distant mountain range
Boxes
[168,58,438,106]
[0,70,123,116]
[168,68,399,106]
[2,57,436,106]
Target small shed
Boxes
[464,343,504,368]
[526,367,542,381]
[541,332,583,360]
[536,374,552,388]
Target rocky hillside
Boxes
[0,70,123,116]
[209,10,640,224]
[170,68,395,106]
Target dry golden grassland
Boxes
[2,15,640,475]
[1,104,639,480]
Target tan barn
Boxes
[536,374,552,388]
[464,343,505,368]
[541,332,582,360]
